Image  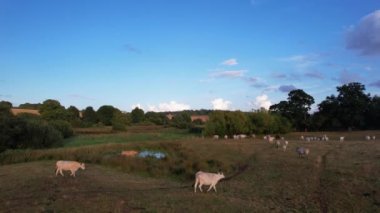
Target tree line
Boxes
[270,82,380,131]
[1,82,379,152]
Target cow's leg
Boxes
[55,168,59,176]
[199,183,203,192]
[207,185,213,192]
[213,185,217,192]
[59,169,64,176]
[194,179,198,193]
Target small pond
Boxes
[138,150,166,159]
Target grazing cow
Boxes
[213,135,219,140]
[300,135,304,140]
[224,135,228,139]
[340,136,345,142]
[296,147,310,158]
[56,161,85,177]
[267,136,275,143]
[121,150,138,157]
[284,141,289,146]
[366,135,371,141]
[194,171,225,193]
[282,144,287,152]
[239,134,247,139]
[373,136,376,140]
[275,140,281,148]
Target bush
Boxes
[24,119,64,148]
[0,114,64,153]
[49,120,74,138]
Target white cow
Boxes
[239,134,247,139]
[366,135,371,141]
[267,136,275,143]
[56,160,85,177]
[340,136,345,142]
[213,135,219,140]
[194,171,225,193]
[282,144,287,152]
[275,140,281,148]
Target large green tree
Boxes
[39,99,69,121]
[145,111,168,125]
[224,111,249,136]
[336,82,370,130]
[204,111,226,136]
[171,112,192,129]
[67,105,81,127]
[0,101,13,117]
[312,95,342,130]
[131,107,145,123]
[270,89,314,131]
[97,105,116,126]
[367,96,380,129]
[112,109,128,131]
[82,106,98,125]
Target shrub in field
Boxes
[171,112,192,129]
[82,106,98,125]
[0,109,64,152]
[131,107,145,123]
[24,119,63,148]
[49,120,74,138]
[112,110,128,131]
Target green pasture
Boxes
[0,129,379,212]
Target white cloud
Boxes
[131,103,144,110]
[221,58,238,66]
[346,10,380,55]
[254,94,272,110]
[211,98,231,110]
[147,101,191,112]
[280,54,320,71]
[210,70,247,78]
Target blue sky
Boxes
[1,0,380,112]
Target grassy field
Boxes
[1,129,380,212]
[66,126,196,147]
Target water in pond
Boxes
[138,150,166,159]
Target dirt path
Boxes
[314,144,341,213]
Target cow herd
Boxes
[54,133,376,194]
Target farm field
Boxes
[0,129,380,212]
